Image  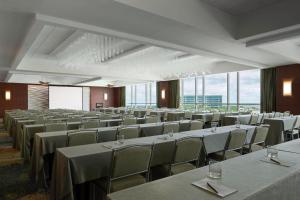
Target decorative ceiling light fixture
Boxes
[57,32,142,69]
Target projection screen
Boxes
[49,86,83,110]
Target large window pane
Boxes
[205,73,227,111]
[125,86,132,106]
[126,82,157,108]
[229,72,237,111]
[239,69,261,111]
[150,82,157,107]
[182,78,195,110]
[196,76,204,110]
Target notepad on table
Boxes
[192,178,237,198]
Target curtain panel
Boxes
[156,82,161,108]
[168,80,180,108]
[120,87,126,107]
[261,68,277,112]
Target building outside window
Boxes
[180,69,261,112]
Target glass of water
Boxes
[168,129,174,138]
[267,146,278,158]
[235,120,240,128]
[211,122,218,132]
[117,135,125,145]
[208,160,222,179]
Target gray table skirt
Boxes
[109,139,300,200]
[49,125,255,200]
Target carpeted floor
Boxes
[0,120,49,200]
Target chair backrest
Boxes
[123,118,137,125]
[145,116,160,124]
[111,145,152,179]
[99,114,112,120]
[118,127,140,139]
[184,111,192,119]
[67,117,82,122]
[251,125,270,145]
[294,116,300,129]
[211,112,221,122]
[150,141,175,167]
[67,130,97,146]
[226,129,247,151]
[163,122,180,134]
[257,114,264,125]
[274,112,281,118]
[284,111,291,117]
[190,120,204,130]
[82,120,100,129]
[45,123,67,132]
[141,125,163,137]
[249,114,259,125]
[173,137,203,165]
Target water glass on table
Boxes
[117,134,125,145]
[266,146,278,158]
[208,160,222,179]
[235,120,240,128]
[211,122,218,132]
[168,129,174,138]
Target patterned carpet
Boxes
[0,120,49,200]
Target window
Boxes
[125,85,132,106]
[228,72,238,111]
[126,82,157,108]
[239,70,261,111]
[180,69,261,112]
[136,84,146,106]
[196,76,203,110]
[181,77,196,110]
[205,73,227,111]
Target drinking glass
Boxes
[235,120,240,128]
[168,129,174,138]
[208,160,222,179]
[266,146,278,158]
[211,122,217,132]
[117,135,125,145]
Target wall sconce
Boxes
[104,93,108,101]
[283,80,292,96]
[161,90,166,100]
[5,90,11,101]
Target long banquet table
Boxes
[31,120,191,183]
[109,139,300,200]
[21,119,123,161]
[50,125,255,200]
[264,116,297,145]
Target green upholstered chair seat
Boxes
[110,175,146,193]
[170,163,196,175]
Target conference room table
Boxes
[108,139,300,200]
[21,119,123,161]
[31,120,192,183]
[50,125,255,200]
[264,116,297,145]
